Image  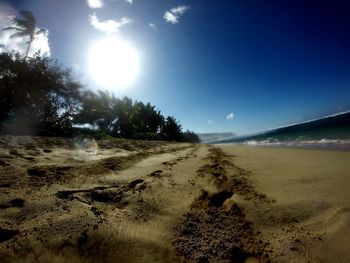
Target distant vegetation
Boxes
[0,52,200,143]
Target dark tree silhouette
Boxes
[2,10,46,58]
[112,96,134,137]
[128,101,164,138]
[182,130,201,143]
[0,52,200,142]
[74,90,119,133]
[162,116,183,141]
[74,93,165,140]
[0,52,82,136]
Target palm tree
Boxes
[162,116,183,141]
[2,10,45,58]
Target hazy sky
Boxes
[1,0,350,135]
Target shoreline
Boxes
[213,142,350,151]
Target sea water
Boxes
[214,111,350,150]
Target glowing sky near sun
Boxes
[1,0,350,135]
[88,37,140,89]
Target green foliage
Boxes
[182,130,201,143]
[161,116,183,141]
[74,91,168,140]
[0,52,82,136]
[74,92,165,139]
[0,51,200,142]
[73,90,118,133]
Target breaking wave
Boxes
[213,111,350,150]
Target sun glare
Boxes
[88,37,140,89]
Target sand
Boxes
[219,145,350,262]
[0,136,349,262]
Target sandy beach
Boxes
[0,136,350,262]
[218,145,350,262]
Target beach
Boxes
[0,136,349,262]
[219,145,350,262]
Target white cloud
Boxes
[125,0,133,4]
[171,6,191,15]
[164,5,191,24]
[87,0,103,9]
[164,12,178,24]
[148,23,157,31]
[0,13,50,57]
[226,113,234,120]
[89,13,131,33]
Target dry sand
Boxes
[0,136,349,262]
[219,145,350,262]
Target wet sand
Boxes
[0,136,349,262]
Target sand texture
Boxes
[219,145,350,262]
[0,136,349,262]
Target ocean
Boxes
[213,111,350,150]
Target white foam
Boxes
[240,139,350,149]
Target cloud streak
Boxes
[226,113,234,120]
[89,13,131,33]
[0,11,50,57]
[164,5,191,24]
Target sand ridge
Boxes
[173,146,271,262]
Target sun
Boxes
[88,37,140,89]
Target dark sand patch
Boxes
[0,228,19,243]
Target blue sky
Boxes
[1,0,350,135]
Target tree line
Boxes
[0,52,200,143]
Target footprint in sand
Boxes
[0,228,19,243]
[207,190,233,208]
[9,149,21,156]
[128,179,145,189]
[27,167,47,177]
[0,183,12,188]
[0,159,9,166]
[162,161,177,171]
[26,149,41,155]
[149,170,163,177]
[0,198,25,209]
